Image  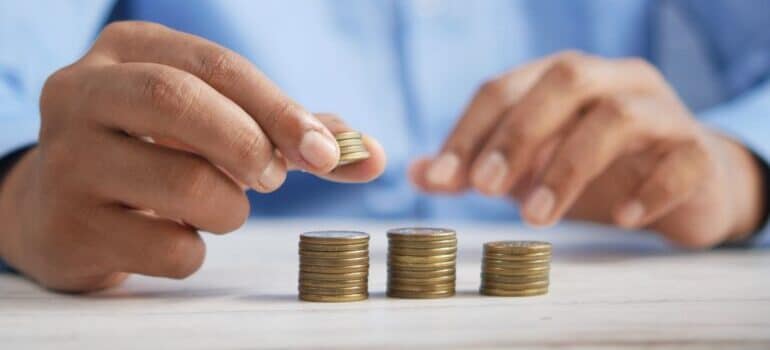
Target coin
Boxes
[299,249,369,258]
[388,246,458,256]
[334,131,362,140]
[388,268,456,279]
[339,145,368,153]
[299,242,369,252]
[299,271,368,281]
[386,290,455,299]
[388,239,457,249]
[484,241,551,254]
[482,258,550,266]
[336,138,364,147]
[299,293,368,302]
[480,272,549,284]
[482,265,549,276]
[482,261,550,271]
[480,287,548,297]
[299,278,367,287]
[388,275,456,285]
[387,283,455,292]
[483,252,552,261]
[387,227,456,241]
[300,256,369,266]
[388,253,456,264]
[388,260,456,270]
[300,264,369,273]
[299,285,368,295]
[480,279,549,290]
[300,231,369,245]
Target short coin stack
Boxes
[335,131,370,166]
[480,241,551,297]
[298,231,370,302]
[387,227,457,299]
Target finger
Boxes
[470,53,659,196]
[417,57,555,192]
[409,157,446,193]
[521,96,637,226]
[90,132,251,234]
[291,114,386,183]
[90,21,339,173]
[82,62,284,192]
[613,141,709,229]
[98,206,206,279]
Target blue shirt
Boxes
[1,1,769,227]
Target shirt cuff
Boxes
[0,144,34,273]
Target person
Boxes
[0,1,768,292]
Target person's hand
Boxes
[410,51,765,248]
[0,21,385,292]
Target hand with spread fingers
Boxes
[410,51,765,249]
[0,21,385,292]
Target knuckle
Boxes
[198,49,243,89]
[624,57,664,83]
[550,156,582,183]
[141,70,198,122]
[478,79,509,102]
[174,159,217,202]
[263,99,301,131]
[593,95,634,126]
[231,129,272,173]
[161,234,205,279]
[40,66,79,119]
[545,59,583,87]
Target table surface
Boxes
[1,219,769,349]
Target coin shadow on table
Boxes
[88,287,235,300]
[238,293,299,303]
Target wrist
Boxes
[0,147,38,266]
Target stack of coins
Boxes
[480,241,551,297]
[335,131,370,166]
[298,231,370,302]
[387,227,457,299]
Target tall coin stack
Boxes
[480,241,551,297]
[335,131,370,166]
[387,228,457,299]
[298,231,370,302]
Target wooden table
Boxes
[2,219,769,349]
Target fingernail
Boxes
[299,130,338,170]
[524,186,555,224]
[617,200,645,227]
[426,153,459,186]
[257,157,285,191]
[472,151,508,194]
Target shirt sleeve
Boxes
[675,0,770,245]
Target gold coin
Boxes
[386,290,455,299]
[482,260,550,271]
[339,145,368,153]
[299,242,369,252]
[336,138,364,147]
[387,281,455,291]
[300,256,369,266]
[388,253,456,264]
[388,275,455,285]
[484,241,551,254]
[481,266,550,276]
[300,264,369,273]
[480,280,549,290]
[299,279,368,289]
[388,268,456,279]
[388,239,457,249]
[388,246,457,256]
[482,258,550,266]
[334,131,362,140]
[481,272,549,284]
[483,252,552,261]
[480,287,548,297]
[300,231,369,245]
[338,151,371,166]
[388,260,456,270]
[299,293,368,302]
[387,227,456,241]
[299,285,368,295]
[299,249,369,258]
[299,271,368,281]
